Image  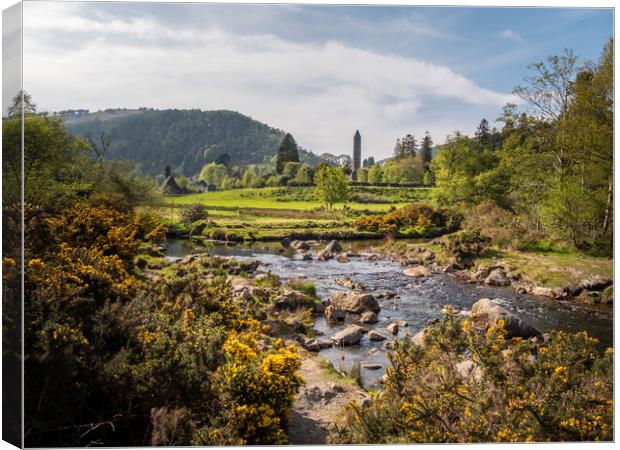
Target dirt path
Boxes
[287,348,367,444]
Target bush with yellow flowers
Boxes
[20,199,303,447]
[334,309,612,443]
[217,332,302,444]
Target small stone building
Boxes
[160,165,187,195]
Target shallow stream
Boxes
[166,238,613,388]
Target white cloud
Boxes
[499,29,523,43]
[22,2,517,159]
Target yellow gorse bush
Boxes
[220,332,302,444]
[337,309,613,444]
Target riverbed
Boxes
[166,238,613,388]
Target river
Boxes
[165,238,613,388]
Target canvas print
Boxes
[1,1,614,447]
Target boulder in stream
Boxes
[331,291,380,314]
[317,240,342,261]
[368,330,388,341]
[360,311,378,324]
[403,265,433,277]
[331,325,366,346]
[471,298,540,339]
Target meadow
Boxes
[155,186,433,241]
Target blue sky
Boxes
[21,2,613,159]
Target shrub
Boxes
[179,203,209,226]
[218,334,302,444]
[353,203,447,237]
[335,310,613,443]
[349,192,389,204]
[463,200,537,248]
[441,229,491,261]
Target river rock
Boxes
[456,359,482,381]
[395,319,409,327]
[335,276,368,291]
[336,255,350,263]
[368,330,388,341]
[412,328,429,347]
[576,290,603,305]
[281,237,291,248]
[290,240,310,251]
[376,290,397,299]
[361,363,382,370]
[331,325,366,346]
[324,305,346,322]
[484,269,511,287]
[316,240,342,261]
[387,322,399,334]
[303,338,333,352]
[360,311,378,324]
[403,265,433,277]
[581,275,612,291]
[471,298,540,338]
[300,251,313,261]
[274,289,315,311]
[331,291,380,314]
[530,286,564,299]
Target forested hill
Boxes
[65,109,322,176]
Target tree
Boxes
[394,134,417,158]
[215,153,231,167]
[7,90,37,117]
[356,167,368,182]
[282,161,301,180]
[314,165,349,210]
[363,156,375,167]
[199,163,228,187]
[419,131,433,173]
[291,164,314,185]
[475,119,490,149]
[368,164,383,184]
[276,133,300,173]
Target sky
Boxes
[15,1,614,160]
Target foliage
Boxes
[336,311,613,443]
[276,133,300,173]
[179,203,209,226]
[218,334,302,444]
[353,203,447,237]
[440,230,491,261]
[429,39,613,253]
[463,200,537,248]
[314,165,349,210]
[2,112,91,208]
[20,200,301,446]
[367,164,384,183]
[200,163,228,187]
[382,155,425,184]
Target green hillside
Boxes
[65,109,322,176]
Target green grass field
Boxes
[153,185,431,241]
[162,186,431,212]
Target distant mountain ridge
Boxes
[64,108,324,177]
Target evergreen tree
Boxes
[393,134,417,158]
[420,131,433,172]
[276,133,300,173]
[7,90,37,117]
[475,118,491,148]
